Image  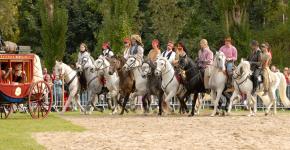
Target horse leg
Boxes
[142,94,148,114]
[227,91,238,115]
[129,93,137,112]
[211,90,223,117]
[158,92,163,116]
[111,91,119,114]
[223,92,231,113]
[164,92,175,115]
[120,94,130,115]
[190,93,198,117]
[269,89,277,115]
[62,94,73,113]
[74,93,85,113]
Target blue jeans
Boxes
[226,61,234,75]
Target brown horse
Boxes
[108,57,135,115]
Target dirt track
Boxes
[34,112,290,150]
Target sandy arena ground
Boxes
[34,112,290,150]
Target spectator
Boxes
[53,76,63,105]
[271,65,277,72]
[284,67,289,85]
[43,67,51,82]
[51,68,56,83]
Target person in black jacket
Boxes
[247,40,262,94]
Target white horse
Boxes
[208,51,228,116]
[76,56,103,114]
[154,57,183,112]
[123,56,149,112]
[228,60,256,116]
[94,56,120,114]
[54,61,85,113]
[229,59,290,115]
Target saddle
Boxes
[100,76,106,85]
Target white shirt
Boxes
[101,49,114,58]
[162,50,176,64]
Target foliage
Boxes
[1,0,289,69]
[39,0,68,70]
[91,0,139,56]
[0,0,20,42]
[18,0,41,52]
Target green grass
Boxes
[0,113,85,150]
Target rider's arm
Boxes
[231,47,238,61]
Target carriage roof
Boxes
[0,54,35,61]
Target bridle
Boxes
[155,58,170,76]
[125,56,142,70]
[95,58,109,71]
[233,66,251,93]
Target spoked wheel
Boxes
[28,81,53,119]
[0,104,13,119]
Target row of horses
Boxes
[54,52,290,116]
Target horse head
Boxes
[141,61,152,78]
[122,56,142,71]
[94,56,107,76]
[108,57,122,75]
[54,60,64,79]
[233,60,252,79]
[154,57,168,77]
[214,51,226,71]
[178,55,189,70]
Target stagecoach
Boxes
[0,53,53,119]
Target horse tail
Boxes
[277,72,290,107]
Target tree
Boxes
[89,0,138,56]
[149,0,190,43]
[40,0,68,70]
[18,0,41,51]
[0,0,20,42]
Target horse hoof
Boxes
[265,113,268,116]
[210,113,215,117]
[188,113,194,117]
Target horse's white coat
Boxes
[94,56,120,114]
[208,51,228,116]
[155,57,182,107]
[54,61,85,113]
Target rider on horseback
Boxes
[161,41,176,64]
[129,34,144,60]
[100,42,114,58]
[148,39,161,62]
[219,37,237,87]
[123,38,131,60]
[247,40,262,95]
[196,39,213,89]
[76,43,90,90]
[260,42,272,96]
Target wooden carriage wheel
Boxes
[0,104,13,119]
[28,81,53,119]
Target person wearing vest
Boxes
[197,39,213,89]
[161,41,176,64]
[247,40,262,94]
[129,34,144,60]
[147,39,161,62]
[76,43,91,69]
[260,43,272,96]
[123,38,131,60]
[219,37,237,86]
[100,42,114,58]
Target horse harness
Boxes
[233,70,251,94]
